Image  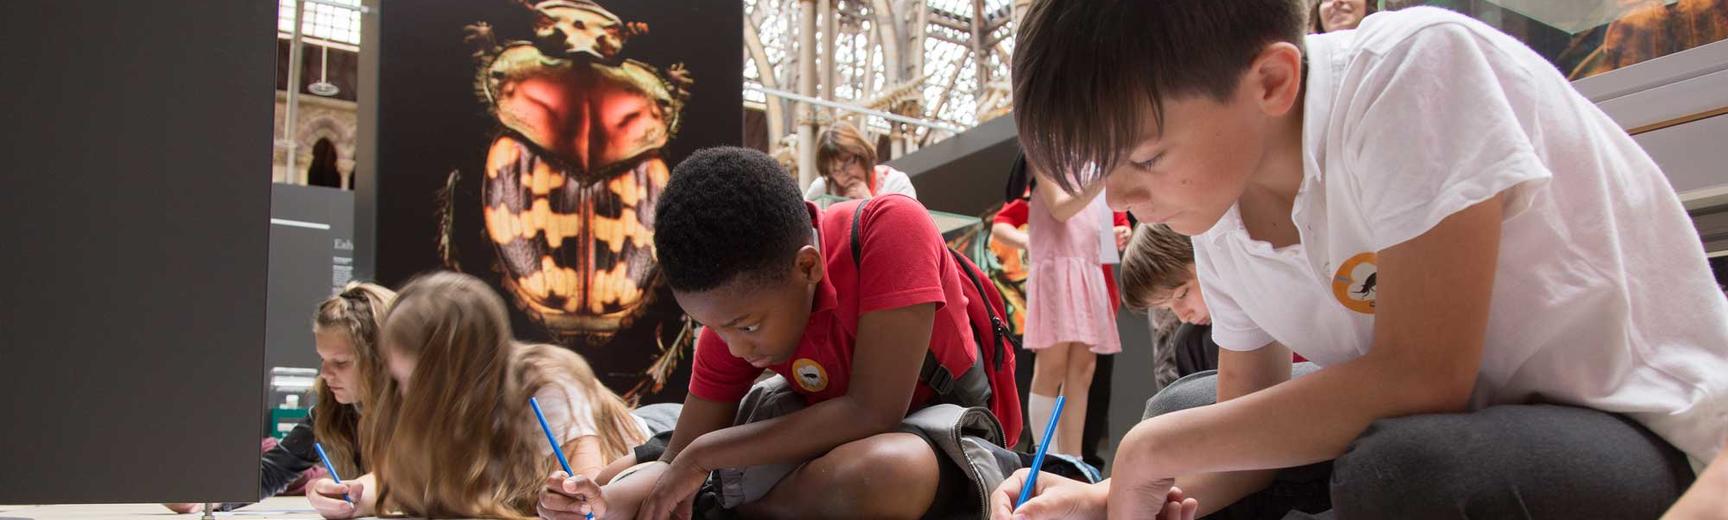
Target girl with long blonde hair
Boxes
[309,282,397,478]
[316,272,648,519]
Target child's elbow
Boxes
[1405,366,1476,415]
[1369,342,1481,415]
[860,408,904,433]
[845,400,904,433]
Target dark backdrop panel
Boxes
[267,186,358,372]
[0,0,274,504]
[377,0,743,403]
[893,115,1021,217]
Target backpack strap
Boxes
[850,199,998,405]
[850,200,868,266]
[947,248,1019,370]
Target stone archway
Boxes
[294,107,357,186]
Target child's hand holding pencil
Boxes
[988,472,1199,520]
[538,471,608,520]
[307,478,365,519]
[308,442,366,519]
[532,396,601,520]
[989,394,1199,520]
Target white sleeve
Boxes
[533,381,600,454]
[803,177,828,201]
[1193,242,1274,351]
[876,166,918,199]
[1341,22,1552,252]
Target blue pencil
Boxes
[1016,395,1066,510]
[312,442,353,504]
[530,396,593,520]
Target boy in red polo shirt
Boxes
[537,146,1021,520]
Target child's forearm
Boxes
[1110,356,1465,514]
[1110,198,1501,514]
[678,394,901,473]
[991,223,1029,250]
[1165,347,1291,515]
[658,394,738,463]
[1661,440,1728,519]
[1175,470,1278,516]
[596,461,667,519]
[1037,177,1105,222]
[569,436,608,480]
[677,304,933,474]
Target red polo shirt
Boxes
[689,195,1018,440]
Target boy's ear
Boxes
[1245,41,1305,118]
[794,245,825,285]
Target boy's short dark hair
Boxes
[1013,0,1306,192]
[1120,224,1197,311]
[654,146,812,292]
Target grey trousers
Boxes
[631,402,682,435]
[1143,366,1697,519]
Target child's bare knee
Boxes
[804,434,940,518]
[1066,357,1096,381]
[1033,352,1069,377]
[828,434,937,483]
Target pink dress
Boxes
[1023,190,1121,353]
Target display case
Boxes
[1388,0,1727,80]
[1390,1,1728,255]
[810,194,985,242]
[268,367,317,439]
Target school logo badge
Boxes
[1331,252,1378,314]
[791,358,828,392]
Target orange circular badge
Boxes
[1331,252,1378,314]
[791,358,829,392]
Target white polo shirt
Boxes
[1193,7,1728,470]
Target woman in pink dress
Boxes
[1023,162,1121,457]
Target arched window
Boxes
[306,138,345,189]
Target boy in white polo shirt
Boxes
[994,1,1728,518]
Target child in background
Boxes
[309,272,652,520]
[1310,0,1376,33]
[993,155,1130,463]
[1121,224,1309,378]
[991,158,1132,333]
[167,283,396,515]
[1019,155,1122,457]
[805,121,917,201]
[1119,225,1220,378]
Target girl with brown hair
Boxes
[311,272,652,519]
[167,282,397,515]
[1311,0,1377,33]
[805,121,918,201]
